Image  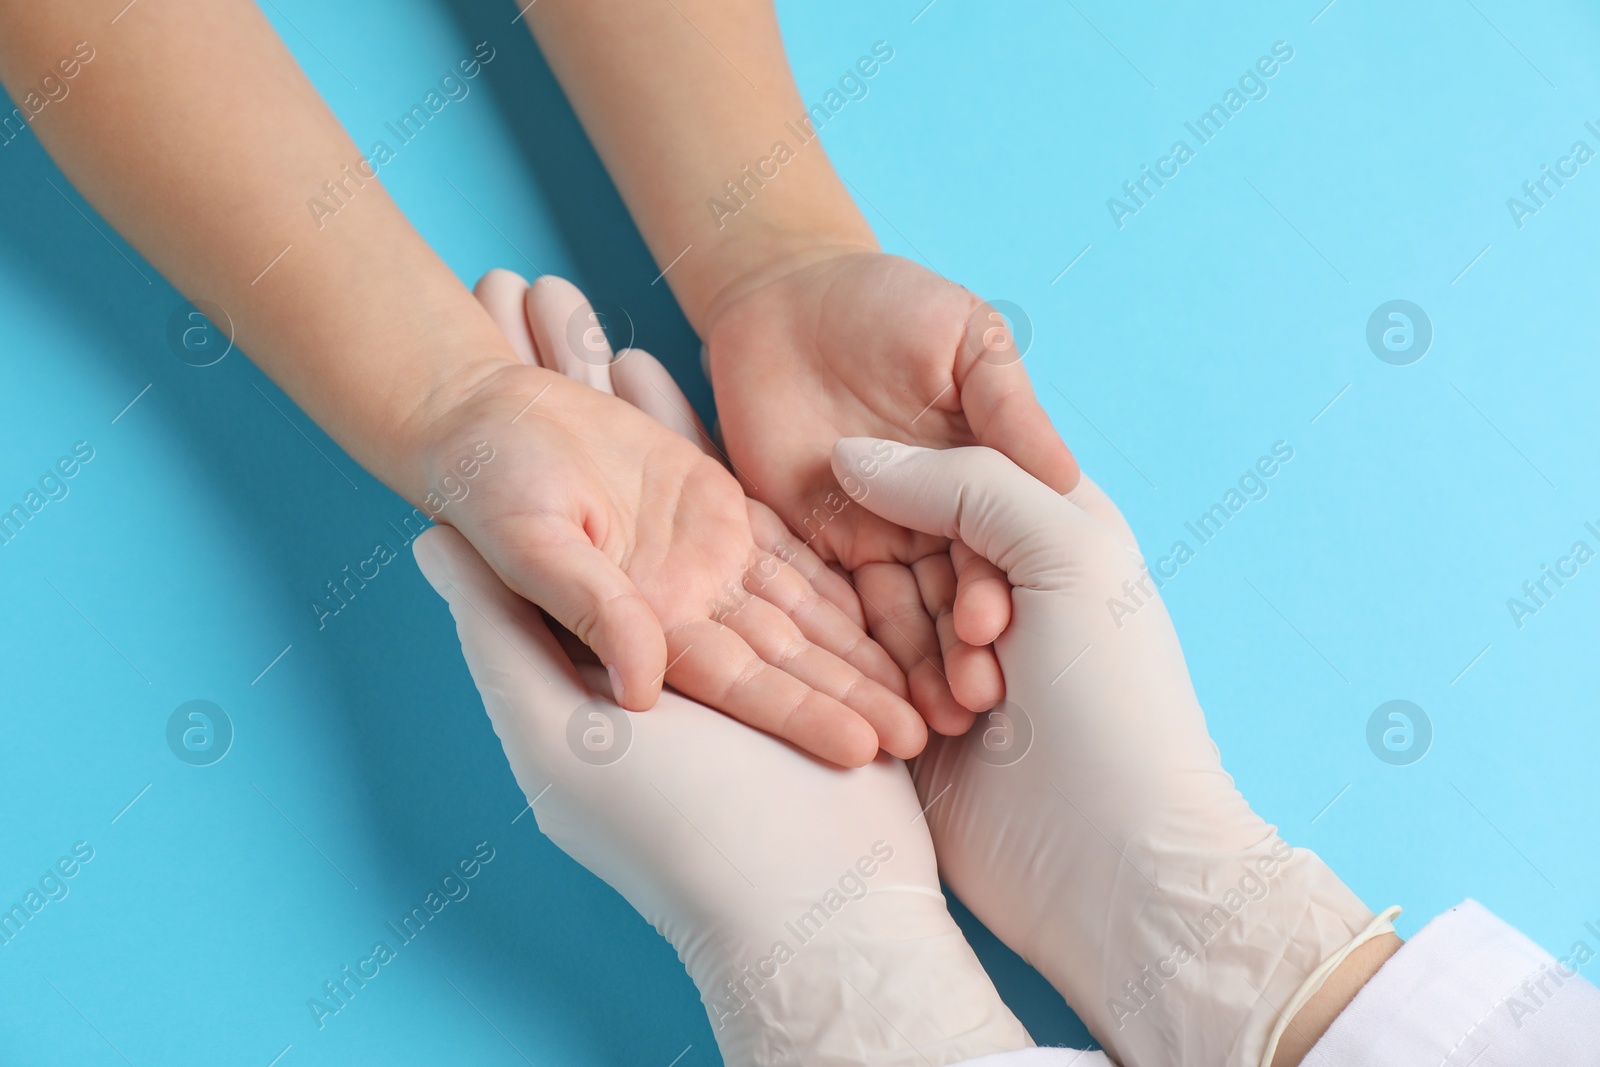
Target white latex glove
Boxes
[412,525,1034,1065]
[414,272,1034,1065]
[831,439,1399,1067]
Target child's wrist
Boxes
[672,186,878,336]
[378,323,530,507]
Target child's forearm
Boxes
[0,0,517,500]
[523,0,877,333]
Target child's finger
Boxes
[912,552,1004,714]
[852,559,976,738]
[950,540,1013,647]
[744,498,868,632]
[744,546,907,699]
[662,617,881,768]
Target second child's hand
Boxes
[702,247,1078,733]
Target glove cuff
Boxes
[1257,904,1402,1067]
[1081,840,1382,1067]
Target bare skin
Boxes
[521,0,1080,732]
[0,0,922,763]
[1274,933,1405,1066]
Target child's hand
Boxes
[406,271,924,766]
[702,250,1080,735]
[412,520,1034,1065]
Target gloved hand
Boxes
[412,274,1036,1066]
[413,527,1034,1066]
[831,439,1399,1067]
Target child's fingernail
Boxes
[605,663,624,706]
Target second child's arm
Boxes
[524,1,1081,732]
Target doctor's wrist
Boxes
[1270,932,1402,1067]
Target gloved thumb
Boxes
[412,525,591,705]
[413,524,665,712]
[832,438,1102,588]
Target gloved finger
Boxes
[524,274,617,394]
[490,512,668,711]
[411,524,590,725]
[912,553,1004,713]
[740,542,905,698]
[661,616,880,767]
[954,301,1079,492]
[713,593,926,759]
[609,346,721,461]
[853,560,975,737]
[835,439,1107,589]
[413,528,589,818]
[745,498,868,632]
[1066,473,1143,558]
[472,268,538,365]
[950,540,1013,646]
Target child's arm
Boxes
[0,0,506,495]
[0,0,919,760]
[523,0,1081,733]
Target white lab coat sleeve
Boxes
[955,899,1600,1067]
[1302,898,1600,1067]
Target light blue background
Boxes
[3,0,1598,1063]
